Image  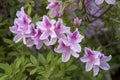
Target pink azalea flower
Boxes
[67,28,84,52]
[80,47,112,76]
[54,19,70,39]
[46,0,63,18]
[9,7,34,44]
[36,15,57,45]
[55,29,84,62]
[80,48,100,71]
[84,0,103,17]
[26,29,49,49]
[55,39,79,62]
[74,17,82,27]
[95,0,116,5]
[93,54,112,76]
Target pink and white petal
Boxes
[36,41,43,49]
[54,45,64,53]
[105,0,116,4]
[49,38,57,45]
[62,52,71,62]
[49,10,56,18]
[13,33,23,43]
[51,20,56,25]
[57,34,66,40]
[46,3,55,9]
[51,30,57,38]
[100,62,110,70]
[85,47,93,55]
[95,0,104,5]
[71,44,81,52]
[80,56,89,62]
[71,51,79,58]
[36,22,46,31]
[93,66,99,76]
[16,7,25,17]
[104,55,112,62]
[62,27,70,33]
[43,15,52,27]
[86,62,93,72]
[76,34,84,43]
[9,26,18,34]
[48,0,55,2]
[94,58,100,66]
[40,32,49,40]
[43,39,50,46]
[93,51,101,58]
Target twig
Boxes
[104,41,120,48]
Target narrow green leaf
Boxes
[3,38,13,44]
[27,4,32,16]
[30,55,38,66]
[66,65,78,71]
[0,63,10,72]
[47,50,54,63]
[38,54,46,65]
[15,58,21,69]
[0,75,8,80]
[30,68,38,75]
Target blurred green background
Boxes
[0,0,120,80]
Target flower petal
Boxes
[9,25,18,33]
[86,62,93,72]
[93,66,99,76]
[100,62,110,70]
[13,33,23,43]
[105,0,116,4]
[95,0,104,5]
[71,44,81,52]
[80,56,89,62]
[40,32,49,40]
[71,51,79,58]
[36,41,43,49]
[62,52,71,62]
[49,38,57,45]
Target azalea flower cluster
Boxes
[80,47,112,76]
[95,0,116,5]
[47,0,116,18]
[9,7,84,63]
[9,0,114,76]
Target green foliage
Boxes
[0,0,120,80]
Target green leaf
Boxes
[66,65,78,71]
[7,0,15,6]
[15,58,22,69]
[0,63,10,72]
[0,20,7,26]
[61,2,66,11]
[0,14,2,21]
[25,63,33,67]
[38,54,46,65]
[10,7,15,17]
[3,38,13,44]
[30,55,38,66]
[47,50,54,63]
[79,1,83,9]
[30,68,38,75]
[27,4,32,16]
[0,75,8,80]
